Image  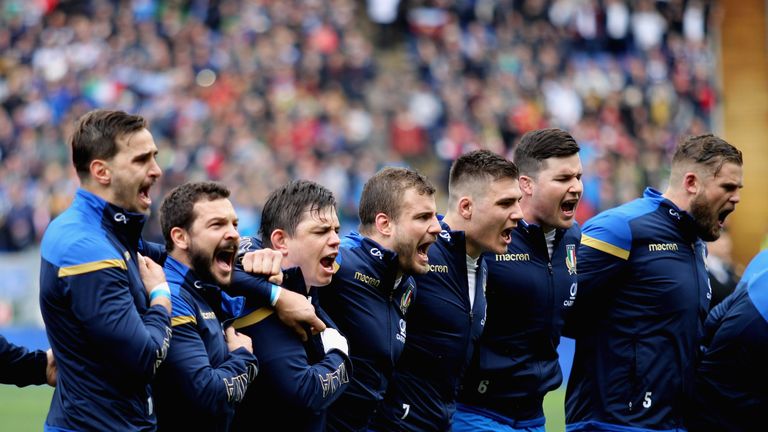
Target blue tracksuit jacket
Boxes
[373,220,487,432]
[565,188,710,432]
[228,236,352,432]
[40,188,172,431]
[321,232,416,431]
[459,220,580,424]
[153,256,258,431]
[688,266,768,432]
[0,334,48,387]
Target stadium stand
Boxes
[0,0,720,255]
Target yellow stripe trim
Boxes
[232,307,274,330]
[58,259,127,277]
[171,316,197,327]
[581,234,630,260]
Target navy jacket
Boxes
[0,334,47,387]
[153,256,258,431]
[688,266,768,432]
[459,221,580,422]
[373,220,487,432]
[229,236,352,432]
[40,189,171,431]
[225,236,274,307]
[565,188,710,431]
[321,232,416,431]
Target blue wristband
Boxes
[269,284,281,306]
[149,283,171,302]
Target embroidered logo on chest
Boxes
[565,244,577,275]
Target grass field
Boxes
[0,385,566,431]
[0,385,53,431]
[544,388,566,431]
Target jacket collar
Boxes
[281,266,310,296]
[344,231,399,267]
[519,219,566,243]
[644,187,699,242]
[165,255,245,319]
[436,216,467,254]
[75,188,147,249]
[344,231,404,292]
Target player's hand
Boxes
[275,289,326,342]
[137,253,167,296]
[240,249,283,285]
[225,327,253,354]
[138,253,171,313]
[45,349,57,387]
[320,327,349,356]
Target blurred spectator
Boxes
[0,181,37,251]
[706,230,740,310]
[0,0,721,251]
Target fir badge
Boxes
[566,244,577,275]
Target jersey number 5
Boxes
[643,392,653,408]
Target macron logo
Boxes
[648,243,679,252]
[428,264,449,273]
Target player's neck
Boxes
[662,188,691,213]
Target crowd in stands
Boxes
[0,0,719,251]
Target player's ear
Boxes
[90,159,111,185]
[457,196,473,220]
[682,171,700,195]
[374,213,392,236]
[519,175,534,195]
[170,227,189,251]
[270,229,290,256]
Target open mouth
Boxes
[319,254,337,272]
[214,248,236,273]
[138,184,152,207]
[717,210,731,227]
[501,227,514,243]
[416,241,432,262]
[561,199,579,216]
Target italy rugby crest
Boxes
[566,244,577,275]
[400,284,414,315]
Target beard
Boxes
[188,241,231,288]
[110,176,141,213]
[394,237,428,275]
[689,193,721,242]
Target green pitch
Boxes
[0,385,52,431]
[0,385,567,431]
[544,387,566,431]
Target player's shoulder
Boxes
[237,235,263,255]
[581,201,643,257]
[586,196,657,225]
[746,268,768,324]
[41,213,123,268]
[169,286,197,321]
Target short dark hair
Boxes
[259,180,337,247]
[672,134,743,177]
[160,181,231,251]
[359,167,436,232]
[514,128,580,177]
[449,150,519,200]
[71,109,148,181]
